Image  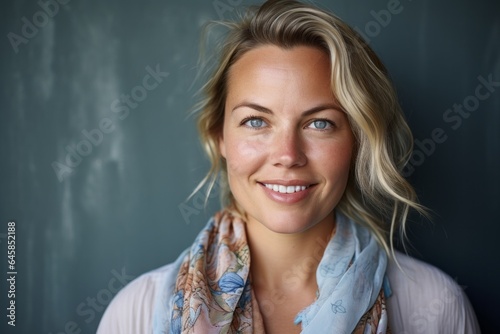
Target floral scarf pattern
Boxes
[169,210,390,333]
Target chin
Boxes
[250,210,326,235]
[264,221,308,234]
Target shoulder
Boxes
[386,251,480,334]
[97,259,181,334]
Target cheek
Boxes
[310,140,354,180]
[224,135,267,177]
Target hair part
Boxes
[192,0,427,256]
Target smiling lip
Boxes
[263,183,310,193]
[258,180,316,204]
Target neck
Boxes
[245,212,335,293]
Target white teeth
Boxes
[264,183,308,194]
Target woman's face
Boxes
[219,45,355,234]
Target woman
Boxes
[98,0,480,333]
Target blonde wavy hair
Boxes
[193,0,426,255]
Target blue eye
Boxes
[243,118,266,128]
[309,120,332,130]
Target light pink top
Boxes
[97,251,481,333]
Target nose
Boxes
[270,129,307,168]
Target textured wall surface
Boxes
[1,0,498,332]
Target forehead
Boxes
[228,44,331,84]
[226,45,335,109]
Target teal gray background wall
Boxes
[1,0,498,333]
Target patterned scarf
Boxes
[168,210,390,333]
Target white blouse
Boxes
[97,251,480,333]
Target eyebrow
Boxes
[231,102,343,116]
